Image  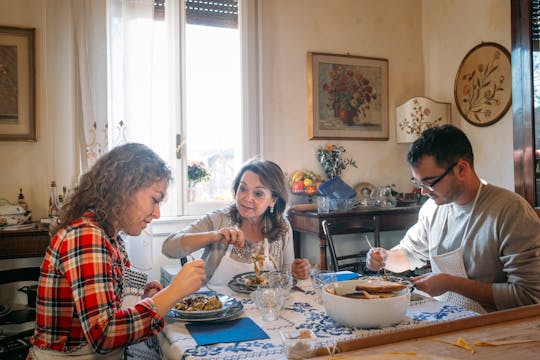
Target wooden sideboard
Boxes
[287,206,420,269]
[0,223,50,259]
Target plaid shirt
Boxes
[30,212,164,353]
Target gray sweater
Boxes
[162,208,295,280]
[395,183,540,310]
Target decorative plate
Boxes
[170,292,238,318]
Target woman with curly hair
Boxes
[29,143,205,359]
[162,159,311,286]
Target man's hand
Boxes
[366,248,389,271]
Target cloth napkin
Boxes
[185,317,269,346]
[335,270,360,281]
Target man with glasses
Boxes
[367,125,540,313]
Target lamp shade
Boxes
[395,96,451,143]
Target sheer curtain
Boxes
[71,0,109,173]
[107,0,181,272]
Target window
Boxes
[184,0,242,214]
[107,0,260,217]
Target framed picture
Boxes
[307,52,388,140]
[0,26,36,141]
[454,42,511,127]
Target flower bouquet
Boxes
[316,145,357,179]
[187,161,211,188]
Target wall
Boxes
[260,0,426,194]
[422,0,512,188]
[0,0,77,220]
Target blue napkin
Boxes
[186,317,269,346]
[335,270,360,281]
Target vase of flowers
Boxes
[316,145,357,179]
[187,161,211,201]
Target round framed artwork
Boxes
[454,42,511,127]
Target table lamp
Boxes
[395,96,451,143]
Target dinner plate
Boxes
[171,292,238,318]
[227,279,255,294]
[167,297,244,322]
[228,272,297,294]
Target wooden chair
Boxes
[322,217,380,273]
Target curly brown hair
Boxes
[53,143,172,236]
[229,159,289,240]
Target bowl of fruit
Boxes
[289,170,324,199]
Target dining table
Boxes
[157,276,479,360]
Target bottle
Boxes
[48,181,60,218]
[18,188,29,211]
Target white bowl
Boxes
[322,280,410,328]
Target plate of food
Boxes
[168,292,243,322]
[228,271,297,294]
[169,291,238,318]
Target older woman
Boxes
[162,160,311,285]
[29,143,205,359]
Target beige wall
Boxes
[261,0,512,194]
[0,0,77,220]
[0,0,513,222]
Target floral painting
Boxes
[308,53,388,140]
[454,42,511,127]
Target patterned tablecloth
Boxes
[158,280,479,360]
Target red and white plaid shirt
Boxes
[30,212,164,354]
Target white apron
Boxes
[208,238,276,286]
[429,182,487,314]
[30,266,149,359]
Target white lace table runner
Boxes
[159,281,478,360]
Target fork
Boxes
[187,255,216,295]
[365,235,387,276]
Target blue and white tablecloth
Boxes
[158,280,479,360]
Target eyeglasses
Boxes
[411,162,457,191]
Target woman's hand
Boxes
[366,248,389,271]
[291,258,311,279]
[215,227,245,248]
[170,259,206,300]
[142,280,163,299]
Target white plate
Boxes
[168,297,243,322]
[169,292,240,319]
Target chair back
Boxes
[322,217,380,273]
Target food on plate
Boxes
[354,278,408,293]
[175,294,222,312]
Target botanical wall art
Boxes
[307,52,388,140]
[454,42,511,127]
[0,26,36,141]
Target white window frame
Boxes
[171,0,262,218]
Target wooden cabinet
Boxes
[0,223,50,259]
[288,206,420,269]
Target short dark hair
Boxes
[407,124,474,168]
[229,159,289,240]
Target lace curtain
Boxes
[71,0,109,173]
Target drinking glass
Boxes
[251,284,284,321]
[317,196,331,213]
[310,268,337,304]
[269,270,293,300]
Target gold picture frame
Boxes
[0,26,36,141]
[307,52,388,140]
[454,42,511,127]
